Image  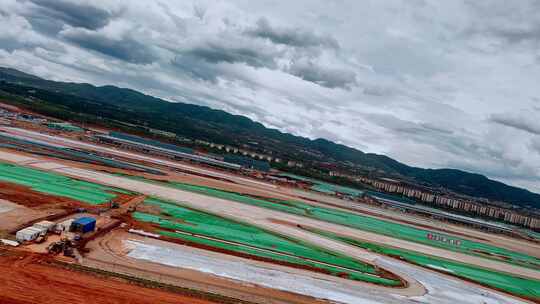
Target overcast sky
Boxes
[1,0,540,192]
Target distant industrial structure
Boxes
[370,195,515,234]
[359,176,540,230]
[95,132,276,172]
[196,140,282,164]
[95,132,243,171]
[46,122,84,132]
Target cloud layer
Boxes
[0,0,539,192]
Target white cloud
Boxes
[0,0,539,192]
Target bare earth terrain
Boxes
[0,130,539,304]
[0,148,536,304]
[0,249,221,304]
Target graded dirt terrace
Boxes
[291,189,540,258]
[9,129,537,261]
[0,146,538,303]
[5,139,538,262]
[85,230,332,304]
[2,126,538,260]
[43,162,537,281]
[0,150,537,278]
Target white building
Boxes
[16,226,47,242]
[33,220,56,232]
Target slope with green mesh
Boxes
[133,197,401,286]
[308,228,540,300]
[118,174,540,271]
[0,162,131,204]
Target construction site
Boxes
[1,104,540,304]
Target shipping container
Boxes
[71,217,96,233]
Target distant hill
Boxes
[1,66,539,208]
[0,67,43,80]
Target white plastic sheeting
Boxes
[128,229,161,238]
[125,240,526,304]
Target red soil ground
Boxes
[0,182,83,209]
[0,181,138,210]
[0,249,221,304]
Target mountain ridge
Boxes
[0,66,539,208]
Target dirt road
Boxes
[0,249,223,304]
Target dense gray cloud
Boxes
[288,59,356,89]
[0,0,539,192]
[183,43,277,68]
[488,26,540,44]
[27,0,114,31]
[489,113,540,135]
[61,29,157,64]
[531,137,540,154]
[463,1,540,45]
[247,17,339,49]
[365,114,455,137]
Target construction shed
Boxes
[56,219,74,233]
[71,217,96,233]
[16,226,47,242]
[33,220,56,231]
[0,239,19,247]
[223,155,271,172]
